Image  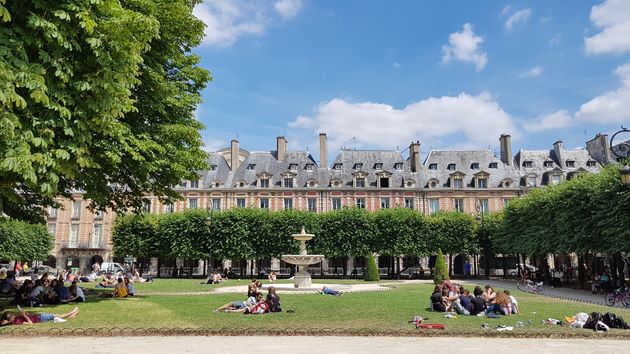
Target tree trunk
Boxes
[578,254,586,290]
[157,258,161,278]
[615,253,625,288]
[449,254,453,277]
[502,255,507,279]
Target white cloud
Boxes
[193,0,267,47]
[442,23,488,71]
[288,115,316,129]
[500,5,512,17]
[288,93,517,149]
[520,66,543,78]
[585,0,630,55]
[505,9,532,30]
[203,135,226,151]
[274,0,302,19]
[523,110,572,132]
[576,60,630,122]
[548,33,561,47]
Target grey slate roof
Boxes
[422,150,520,190]
[514,148,600,186]
[329,150,419,189]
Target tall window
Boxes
[284,198,293,210]
[502,198,512,207]
[48,206,58,218]
[188,198,198,209]
[70,224,80,247]
[165,204,175,213]
[92,224,102,248]
[551,175,561,185]
[143,200,152,213]
[356,198,365,209]
[236,198,246,208]
[355,177,365,187]
[404,198,415,209]
[190,180,199,188]
[72,201,81,218]
[452,178,463,189]
[478,199,489,214]
[477,178,488,188]
[429,199,440,214]
[380,197,390,209]
[259,178,269,188]
[332,198,342,210]
[308,198,317,212]
[211,199,221,210]
[453,199,465,213]
[527,176,537,187]
[260,198,269,209]
[47,223,56,236]
[284,177,294,188]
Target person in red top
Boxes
[0,306,79,326]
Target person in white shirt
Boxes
[503,289,519,314]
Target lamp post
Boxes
[610,126,630,186]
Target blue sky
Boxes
[192,0,630,160]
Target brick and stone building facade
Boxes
[45,132,618,273]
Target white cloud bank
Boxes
[442,23,488,71]
[193,0,303,47]
[289,93,517,149]
[585,0,630,55]
[505,9,532,30]
[522,60,630,131]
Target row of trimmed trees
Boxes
[112,208,478,277]
[493,164,630,288]
[0,219,53,266]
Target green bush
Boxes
[433,248,449,284]
[364,254,380,281]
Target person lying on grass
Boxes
[0,306,80,326]
[215,294,258,313]
[319,286,343,296]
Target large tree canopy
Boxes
[0,219,53,261]
[0,0,210,221]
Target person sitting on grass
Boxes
[319,286,343,296]
[0,306,80,326]
[247,278,259,297]
[53,279,69,304]
[482,285,496,305]
[68,282,86,302]
[246,292,269,314]
[445,285,469,315]
[266,286,281,312]
[113,278,128,298]
[470,286,486,316]
[459,288,473,315]
[268,271,277,282]
[97,274,117,288]
[124,277,135,296]
[430,285,447,312]
[504,290,519,314]
[487,290,511,315]
[215,293,258,313]
[10,280,33,306]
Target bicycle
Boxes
[604,287,630,308]
[517,279,544,294]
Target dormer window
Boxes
[374,163,383,170]
[587,160,596,167]
[355,177,365,187]
[353,163,363,170]
[289,164,298,171]
[305,163,314,171]
[501,179,512,188]
[331,179,342,188]
[214,182,221,188]
[566,160,575,168]
[523,161,533,168]
[543,161,553,168]
[428,179,439,188]
[476,176,488,188]
[451,175,463,189]
[284,177,294,188]
[209,164,217,171]
[489,162,498,169]
[551,174,562,185]
[189,180,199,188]
[333,163,342,170]
[259,177,269,188]
[447,163,456,171]
[429,163,438,170]
[526,176,537,187]
[247,164,256,170]
[377,171,391,188]
[307,180,317,188]
[180,181,187,188]
[237,181,245,188]
[394,163,403,170]
[470,163,479,170]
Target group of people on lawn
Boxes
[10,273,86,307]
[215,278,281,314]
[430,281,519,316]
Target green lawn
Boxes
[2,279,630,337]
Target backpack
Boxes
[584,312,603,329]
[250,301,269,314]
[603,312,617,328]
[613,316,629,329]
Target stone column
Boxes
[271,258,280,272]
[346,257,354,276]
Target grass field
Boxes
[2,278,630,337]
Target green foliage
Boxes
[111,213,159,259]
[0,0,210,220]
[433,248,448,284]
[427,212,477,255]
[372,208,427,256]
[496,164,630,255]
[158,209,211,261]
[314,208,374,257]
[0,220,53,261]
[364,254,380,281]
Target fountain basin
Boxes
[281,255,325,265]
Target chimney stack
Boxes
[553,140,564,168]
[276,136,288,161]
[230,139,240,171]
[586,133,612,165]
[499,134,512,165]
[319,133,328,168]
[409,141,421,172]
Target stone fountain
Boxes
[281,227,325,288]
